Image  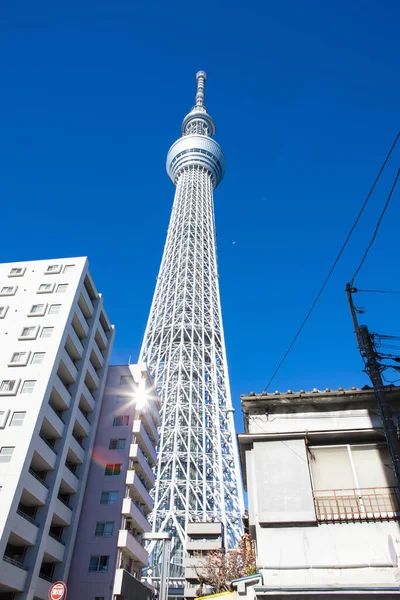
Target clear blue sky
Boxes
[1,0,399,432]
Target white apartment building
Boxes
[67,363,160,600]
[238,386,400,599]
[0,257,115,600]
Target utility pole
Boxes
[346,283,400,489]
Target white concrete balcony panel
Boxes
[0,557,28,592]
[117,530,148,568]
[44,406,65,439]
[66,326,84,359]
[54,498,72,526]
[129,444,155,488]
[60,349,78,383]
[26,470,48,505]
[81,383,95,411]
[51,376,71,410]
[113,568,152,598]
[91,340,104,369]
[62,465,79,494]
[132,420,157,466]
[33,574,51,599]
[125,471,153,512]
[186,540,222,551]
[96,323,108,350]
[86,360,100,390]
[121,498,151,534]
[45,534,65,562]
[138,408,159,444]
[37,436,57,470]
[73,305,89,338]
[184,586,198,598]
[13,511,39,546]
[75,408,90,438]
[80,285,94,317]
[69,436,85,464]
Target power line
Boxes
[355,288,400,294]
[263,131,400,393]
[351,168,400,284]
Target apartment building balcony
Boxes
[43,408,64,440]
[50,377,71,411]
[121,498,151,534]
[117,530,148,568]
[139,408,159,444]
[81,383,95,411]
[72,306,89,339]
[75,408,90,438]
[113,568,153,600]
[34,574,52,600]
[184,584,200,599]
[0,556,28,593]
[125,471,153,513]
[68,436,85,464]
[129,444,156,488]
[65,328,84,361]
[36,436,57,471]
[62,464,79,494]
[26,469,49,505]
[86,360,100,390]
[12,511,39,547]
[54,497,72,527]
[59,350,78,385]
[313,487,400,522]
[132,420,157,466]
[45,534,65,563]
[186,539,222,551]
[79,286,94,318]
[91,341,104,370]
[95,323,108,351]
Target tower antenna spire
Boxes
[195,70,207,107]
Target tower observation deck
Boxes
[139,71,244,579]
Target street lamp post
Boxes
[142,532,173,600]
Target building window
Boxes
[8,267,25,277]
[9,351,30,366]
[109,439,126,450]
[105,464,122,476]
[37,283,55,294]
[0,410,10,428]
[112,416,129,426]
[0,286,17,296]
[95,522,114,537]
[31,352,45,365]
[0,380,20,395]
[28,304,47,317]
[49,304,61,315]
[88,555,109,572]
[19,326,39,340]
[21,380,36,394]
[46,264,62,274]
[10,412,26,427]
[56,284,68,294]
[0,447,14,463]
[63,265,75,273]
[100,491,118,505]
[41,327,54,338]
[0,306,8,319]
[120,376,133,386]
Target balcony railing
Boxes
[3,555,28,571]
[57,495,72,509]
[314,487,400,522]
[29,469,50,489]
[40,435,58,454]
[49,532,66,546]
[39,572,53,582]
[17,509,39,527]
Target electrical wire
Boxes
[355,288,400,294]
[263,131,400,393]
[351,168,400,284]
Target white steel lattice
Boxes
[139,72,244,578]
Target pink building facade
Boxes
[67,363,160,600]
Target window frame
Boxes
[31,352,46,365]
[88,555,109,573]
[40,327,54,339]
[45,264,62,275]
[0,286,18,296]
[109,438,126,450]
[9,351,31,367]
[56,284,68,294]
[10,412,26,427]
[8,267,26,277]
[100,491,119,505]
[0,379,21,396]
[48,304,62,315]
[105,463,122,476]
[94,521,114,537]
[0,305,9,319]
[112,416,129,427]
[0,447,15,463]
[37,282,55,294]
[20,380,36,394]
[28,303,48,317]
[63,265,75,273]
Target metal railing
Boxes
[17,509,39,527]
[39,435,58,454]
[57,495,72,510]
[28,469,49,489]
[314,487,400,521]
[3,555,28,571]
[49,532,66,546]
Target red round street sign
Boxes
[48,581,67,600]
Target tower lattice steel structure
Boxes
[139,71,244,577]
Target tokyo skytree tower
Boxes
[139,71,244,576]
